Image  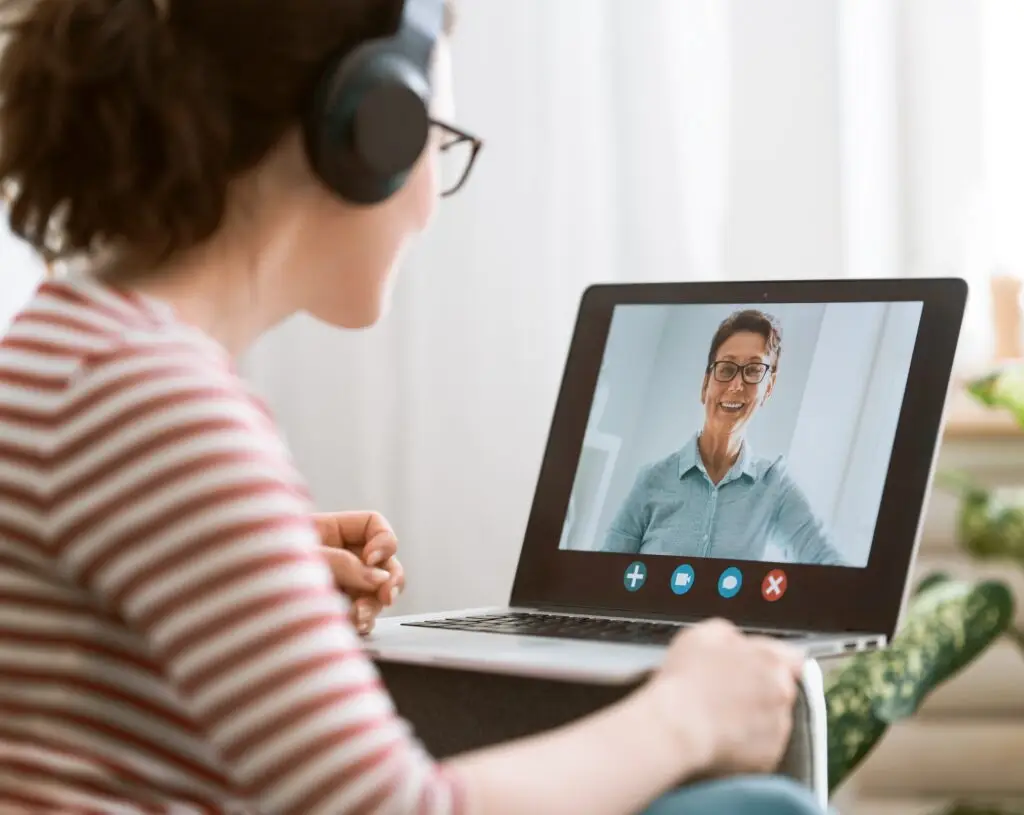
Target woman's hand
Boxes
[649,618,804,777]
[445,618,804,815]
[312,511,405,635]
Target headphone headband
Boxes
[399,0,445,71]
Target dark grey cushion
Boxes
[376,657,828,806]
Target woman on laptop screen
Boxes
[0,0,823,813]
[603,309,846,565]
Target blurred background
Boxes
[234,0,1024,616]
[3,3,1024,809]
[3,0,1022,607]
[2,0,1022,586]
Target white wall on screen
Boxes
[785,303,886,542]
[561,301,921,568]
[561,307,667,552]
[826,301,923,566]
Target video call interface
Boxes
[558,300,922,574]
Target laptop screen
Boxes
[511,280,966,638]
[558,301,920,571]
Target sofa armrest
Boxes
[778,659,828,807]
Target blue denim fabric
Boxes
[640,775,825,815]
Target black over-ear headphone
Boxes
[304,0,444,205]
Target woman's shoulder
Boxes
[46,324,308,527]
[749,451,792,484]
[1,289,261,451]
[9,292,284,464]
[634,448,687,484]
[4,276,238,392]
[69,334,279,452]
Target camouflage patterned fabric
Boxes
[939,470,1024,566]
[941,804,1024,815]
[825,575,1014,792]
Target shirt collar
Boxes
[678,433,702,478]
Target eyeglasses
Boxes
[708,360,772,385]
[431,119,484,197]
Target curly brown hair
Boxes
[0,0,453,269]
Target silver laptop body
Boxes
[367,278,968,684]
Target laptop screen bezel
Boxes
[509,278,968,640]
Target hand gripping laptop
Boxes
[368,278,967,685]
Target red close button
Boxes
[761,569,788,602]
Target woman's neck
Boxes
[101,236,299,358]
[697,430,743,484]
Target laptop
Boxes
[367,278,968,684]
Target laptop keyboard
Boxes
[402,612,804,646]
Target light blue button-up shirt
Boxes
[602,433,846,565]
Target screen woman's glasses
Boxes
[708,360,773,385]
[431,119,484,197]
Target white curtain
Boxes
[241,0,863,613]
[1,0,1012,613]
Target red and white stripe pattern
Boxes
[0,278,464,814]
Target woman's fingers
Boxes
[350,596,384,636]
[321,546,391,594]
[375,556,405,605]
[361,528,399,569]
[313,511,395,559]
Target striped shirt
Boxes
[0,277,464,814]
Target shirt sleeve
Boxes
[772,469,847,566]
[52,344,465,815]
[601,468,649,553]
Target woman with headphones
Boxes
[0,0,825,813]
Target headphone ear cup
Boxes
[305,42,431,205]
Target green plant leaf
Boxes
[826,578,1015,793]
[935,468,984,498]
[914,571,953,596]
[874,580,1014,720]
[955,482,1024,565]
[940,803,1024,815]
[967,365,1024,427]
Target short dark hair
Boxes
[0,0,455,269]
[706,309,782,370]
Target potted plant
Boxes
[826,368,1024,814]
